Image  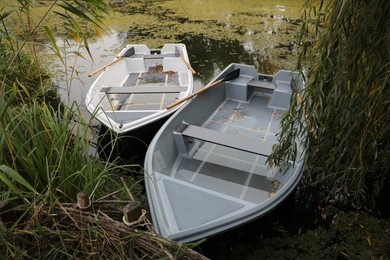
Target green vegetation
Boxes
[1,0,389,258]
[0,1,205,259]
[202,206,390,259]
[270,0,390,210]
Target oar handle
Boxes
[166,79,222,110]
[88,56,123,77]
[180,55,196,74]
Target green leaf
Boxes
[0,10,15,21]
[0,165,38,194]
[44,26,64,65]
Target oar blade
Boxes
[222,68,240,82]
[123,47,135,58]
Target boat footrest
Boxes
[101,86,187,94]
[174,122,273,156]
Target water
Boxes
[54,0,303,109]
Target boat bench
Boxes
[143,54,179,59]
[247,80,276,90]
[174,122,273,156]
[143,54,165,59]
[100,86,187,94]
[248,77,296,111]
[226,77,276,102]
[130,54,179,60]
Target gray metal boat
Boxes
[144,63,305,243]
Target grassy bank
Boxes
[0,1,206,258]
[0,40,205,258]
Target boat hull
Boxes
[86,44,194,134]
[145,63,305,243]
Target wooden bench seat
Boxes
[101,86,187,94]
[174,123,273,156]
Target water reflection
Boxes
[54,0,303,107]
[54,32,125,107]
[55,32,279,109]
[179,34,277,86]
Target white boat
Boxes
[86,44,194,134]
[144,63,305,243]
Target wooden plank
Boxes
[178,124,273,156]
[101,86,187,94]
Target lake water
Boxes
[54,0,304,111]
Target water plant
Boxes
[270,0,390,211]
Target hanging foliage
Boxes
[270,0,390,209]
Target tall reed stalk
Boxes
[270,0,390,210]
[0,0,113,196]
[0,85,189,258]
[0,1,207,258]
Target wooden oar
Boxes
[166,68,240,110]
[88,47,135,77]
[180,54,196,74]
[174,46,196,74]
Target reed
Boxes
[0,82,205,257]
[0,1,207,258]
[270,0,390,210]
[0,94,203,258]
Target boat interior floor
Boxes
[109,63,185,111]
[171,93,285,204]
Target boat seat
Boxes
[143,54,179,59]
[143,54,165,59]
[247,80,276,90]
[100,86,187,94]
[174,122,273,156]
